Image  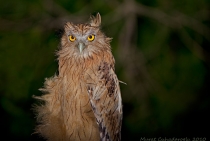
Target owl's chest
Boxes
[61,62,99,104]
[59,68,99,140]
[64,60,99,83]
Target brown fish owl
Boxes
[34,13,123,141]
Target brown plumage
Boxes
[34,13,123,141]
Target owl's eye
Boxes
[69,35,76,42]
[87,35,95,41]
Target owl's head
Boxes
[60,13,112,59]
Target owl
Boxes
[34,13,123,141]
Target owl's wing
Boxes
[85,62,122,141]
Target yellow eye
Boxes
[69,35,76,42]
[87,35,95,41]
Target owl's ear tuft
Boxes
[64,22,73,30]
[90,13,101,27]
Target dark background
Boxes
[0,0,209,140]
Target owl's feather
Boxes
[34,13,123,141]
[85,62,122,141]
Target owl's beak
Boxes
[78,43,85,53]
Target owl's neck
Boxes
[57,50,114,77]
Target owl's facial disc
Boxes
[78,42,85,53]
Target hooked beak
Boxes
[78,43,85,53]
